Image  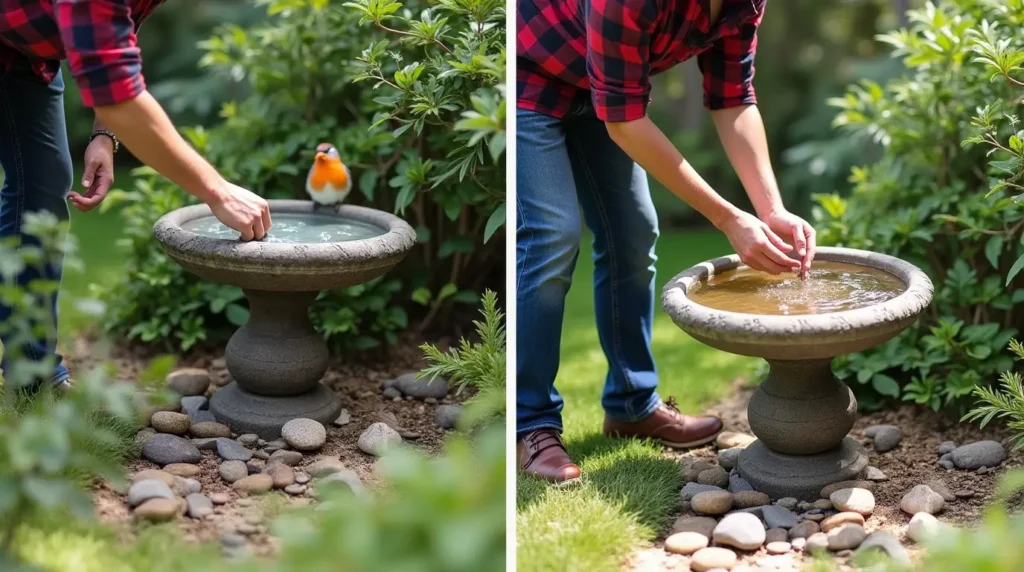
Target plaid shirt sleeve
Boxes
[698,12,761,110]
[586,0,658,123]
[55,0,146,107]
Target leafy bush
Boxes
[101,0,506,352]
[243,423,505,572]
[815,0,1024,411]
[0,214,138,562]
[419,289,505,426]
[964,338,1024,451]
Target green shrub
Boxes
[242,423,506,572]
[815,0,1024,411]
[964,338,1024,451]
[101,0,505,353]
[0,214,138,561]
[419,289,505,427]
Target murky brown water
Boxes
[687,261,905,316]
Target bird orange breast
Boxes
[309,160,349,191]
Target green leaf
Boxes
[986,235,1004,269]
[437,282,458,301]
[226,304,249,327]
[483,203,505,243]
[1011,135,1024,153]
[411,287,432,305]
[871,374,901,398]
[1007,253,1024,285]
[359,169,378,201]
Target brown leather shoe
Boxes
[603,397,723,449]
[517,429,582,484]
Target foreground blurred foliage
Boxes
[99,0,505,353]
[0,215,138,564]
[815,0,1024,412]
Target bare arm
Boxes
[712,105,815,275]
[605,118,799,274]
[93,93,272,240]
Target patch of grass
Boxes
[515,229,758,572]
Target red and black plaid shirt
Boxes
[517,0,764,122]
[0,0,164,107]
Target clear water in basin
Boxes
[687,261,906,316]
[181,212,384,243]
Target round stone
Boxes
[811,499,833,511]
[316,469,366,497]
[718,448,742,470]
[923,479,955,502]
[791,537,807,551]
[185,493,213,519]
[691,491,733,515]
[237,434,259,447]
[697,466,729,488]
[265,463,295,488]
[805,532,829,553]
[294,472,311,485]
[307,457,346,477]
[151,411,191,435]
[135,429,156,449]
[216,438,253,462]
[163,463,201,478]
[268,449,304,467]
[184,478,201,495]
[766,541,791,554]
[131,469,176,488]
[830,488,874,516]
[392,372,448,399]
[713,512,766,551]
[683,460,716,482]
[788,521,820,540]
[133,498,182,522]
[210,493,230,505]
[127,480,176,507]
[190,422,231,438]
[664,531,709,555]
[900,485,945,515]
[864,466,888,481]
[357,422,402,456]
[682,482,725,500]
[690,547,737,572]
[821,512,865,533]
[869,425,902,452]
[382,387,401,399]
[220,533,245,548]
[775,497,799,510]
[716,432,756,450]
[765,528,788,544]
[826,524,866,551]
[907,512,941,543]
[762,505,798,529]
[281,418,327,451]
[732,491,770,509]
[142,434,201,465]
[333,409,351,427]
[284,484,307,496]
[672,516,718,538]
[219,460,248,483]
[233,474,273,495]
[820,480,873,499]
[435,404,462,429]
[938,441,956,455]
[166,368,211,396]
[951,441,1006,470]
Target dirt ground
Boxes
[66,332,462,556]
[629,380,1024,571]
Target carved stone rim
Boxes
[153,199,416,281]
[661,246,934,348]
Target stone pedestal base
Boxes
[210,382,341,440]
[736,438,868,501]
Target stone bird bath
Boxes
[662,247,933,500]
[154,199,415,438]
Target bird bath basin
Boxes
[662,247,933,500]
[154,199,416,438]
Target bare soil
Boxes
[66,332,463,556]
[628,380,1024,571]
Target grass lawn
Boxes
[515,229,759,572]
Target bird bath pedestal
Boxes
[662,247,933,500]
[154,200,415,438]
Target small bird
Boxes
[306,143,352,211]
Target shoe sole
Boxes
[659,428,723,449]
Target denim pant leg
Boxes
[565,109,661,421]
[0,61,73,386]
[515,108,584,436]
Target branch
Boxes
[377,23,454,55]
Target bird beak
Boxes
[315,152,327,162]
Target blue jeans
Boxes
[516,104,661,437]
[0,58,72,387]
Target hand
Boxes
[762,209,816,278]
[71,135,115,211]
[720,210,801,275]
[207,181,272,241]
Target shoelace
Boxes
[524,430,565,460]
